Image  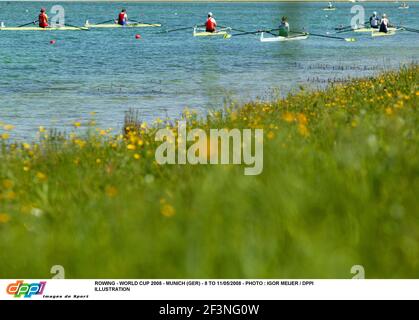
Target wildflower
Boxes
[96,158,101,164]
[3,124,15,131]
[4,191,16,200]
[298,124,309,137]
[23,166,30,172]
[2,179,14,189]
[105,185,118,198]
[0,213,11,224]
[22,143,31,150]
[267,131,275,140]
[297,113,308,125]
[36,172,47,182]
[127,144,136,150]
[73,122,81,128]
[133,153,141,160]
[385,107,393,115]
[31,208,43,218]
[282,112,294,123]
[39,126,46,133]
[1,133,10,140]
[161,203,175,218]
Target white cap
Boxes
[208,12,213,17]
[382,13,387,17]
[373,11,377,15]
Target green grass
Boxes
[0,66,418,279]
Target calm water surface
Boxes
[0,1,418,139]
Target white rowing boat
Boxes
[323,7,337,11]
[193,26,231,37]
[260,32,308,42]
[354,27,397,32]
[84,21,161,28]
[0,25,88,31]
[371,29,397,37]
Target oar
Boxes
[400,26,419,34]
[18,20,38,28]
[130,19,161,26]
[218,25,247,33]
[64,23,89,31]
[335,20,368,30]
[164,25,204,33]
[294,30,356,42]
[94,19,114,26]
[227,28,280,37]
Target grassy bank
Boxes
[0,66,418,279]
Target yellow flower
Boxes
[1,133,10,140]
[4,191,16,200]
[385,107,393,115]
[99,129,107,136]
[133,153,141,160]
[73,122,81,128]
[297,113,308,125]
[282,112,295,123]
[39,126,46,133]
[161,204,175,218]
[0,213,11,224]
[105,185,118,198]
[96,158,101,164]
[3,124,15,131]
[298,124,309,137]
[267,131,275,140]
[36,172,47,181]
[2,179,14,189]
[127,144,136,150]
[23,166,30,172]
[22,143,31,150]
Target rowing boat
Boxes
[371,30,397,37]
[0,26,88,31]
[354,27,397,32]
[193,27,231,37]
[260,32,308,42]
[323,7,336,11]
[84,21,161,28]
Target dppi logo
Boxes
[6,280,46,298]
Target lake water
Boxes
[0,1,418,139]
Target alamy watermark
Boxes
[155,121,264,176]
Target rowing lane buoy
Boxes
[135,34,141,39]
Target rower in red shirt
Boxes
[39,8,49,28]
[118,9,128,26]
[205,12,217,32]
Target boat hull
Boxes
[354,27,397,33]
[193,27,230,37]
[260,32,308,42]
[85,23,161,28]
[0,26,88,31]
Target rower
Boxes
[328,2,334,9]
[369,11,380,29]
[118,9,128,26]
[379,13,390,33]
[205,12,217,32]
[278,16,290,37]
[39,8,49,28]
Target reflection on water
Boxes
[0,1,417,139]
